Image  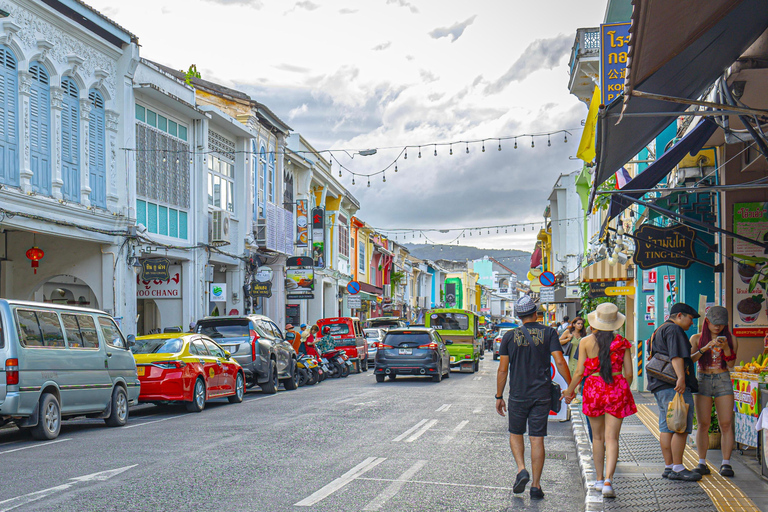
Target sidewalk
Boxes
[571,392,766,512]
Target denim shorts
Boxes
[654,387,694,434]
[508,398,551,437]
[697,372,733,398]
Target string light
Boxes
[434,145,437,157]
[450,144,453,155]
[339,168,342,178]
[367,178,370,187]
[564,133,568,143]
[482,143,485,152]
[382,173,386,182]
[514,138,518,149]
[531,136,534,148]
[418,147,422,158]
[547,135,551,147]
[162,157,166,162]
[175,157,179,164]
[394,164,398,172]
[404,149,408,160]
[466,143,469,154]
[498,140,501,151]
[352,177,355,185]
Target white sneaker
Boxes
[602,481,615,498]
[594,480,604,491]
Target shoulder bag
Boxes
[646,326,678,385]
[519,325,562,414]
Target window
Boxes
[98,316,126,348]
[89,90,106,208]
[326,323,350,335]
[16,309,65,348]
[207,155,234,212]
[29,63,51,196]
[338,215,349,258]
[197,320,250,338]
[135,122,191,211]
[62,314,99,349]
[190,339,209,356]
[0,46,19,187]
[203,339,225,358]
[258,145,266,217]
[268,151,275,203]
[358,239,366,273]
[39,311,66,347]
[132,337,183,354]
[429,312,469,331]
[135,104,188,141]
[269,322,283,340]
[78,315,99,348]
[382,332,431,347]
[61,78,80,202]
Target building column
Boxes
[79,98,92,207]
[18,70,32,193]
[105,109,120,211]
[50,85,64,200]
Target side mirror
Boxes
[224,350,231,359]
[126,334,136,348]
[445,340,453,345]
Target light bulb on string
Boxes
[482,142,485,152]
[496,228,499,234]
[418,147,422,158]
[162,156,167,163]
[564,133,568,143]
[498,140,502,151]
[175,157,180,164]
[339,168,342,178]
[450,144,453,155]
[505,228,508,233]
[548,135,551,147]
[367,178,370,187]
[352,177,355,185]
[434,145,437,157]
[394,163,398,173]
[531,137,534,148]
[404,149,408,160]
[514,138,518,149]
[382,173,386,182]
[466,143,469,154]
[190,158,193,164]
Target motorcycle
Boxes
[296,353,320,386]
[321,348,352,378]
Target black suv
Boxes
[195,315,297,393]
[374,327,452,382]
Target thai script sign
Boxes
[600,22,630,105]
[296,199,308,247]
[633,225,696,270]
[141,257,171,281]
[312,207,325,269]
[250,281,272,298]
[732,202,768,336]
[137,265,181,299]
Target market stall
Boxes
[731,369,763,448]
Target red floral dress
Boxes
[582,336,637,418]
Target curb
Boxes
[569,403,604,512]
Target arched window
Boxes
[0,46,18,187]
[88,89,106,208]
[29,62,51,195]
[61,77,79,201]
[268,150,275,203]
[258,145,266,215]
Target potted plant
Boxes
[707,402,721,449]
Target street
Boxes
[0,358,582,512]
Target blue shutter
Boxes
[269,152,275,204]
[61,78,79,202]
[252,141,258,221]
[88,90,106,208]
[29,63,51,195]
[259,146,266,213]
[0,46,18,187]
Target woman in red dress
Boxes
[564,303,637,499]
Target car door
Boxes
[204,339,235,395]
[202,338,226,396]
[268,321,291,376]
[189,337,215,397]
[98,316,137,397]
[435,332,449,368]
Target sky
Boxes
[90,0,607,251]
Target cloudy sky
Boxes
[92,0,606,250]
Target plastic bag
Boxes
[666,392,689,434]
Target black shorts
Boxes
[508,398,550,437]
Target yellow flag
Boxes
[577,86,600,163]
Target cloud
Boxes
[288,103,308,119]
[275,63,310,73]
[199,0,263,7]
[429,16,477,43]
[386,0,418,14]
[339,8,357,14]
[485,34,572,94]
[372,42,391,51]
[419,69,438,83]
[294,1,319,10]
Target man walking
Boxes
[558,316,570,335]
[648,302,701,481]
[496,296,572,500]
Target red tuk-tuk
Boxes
[316,317,369,372]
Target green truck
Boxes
[425,308,482,373]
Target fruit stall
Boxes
[731,355,768,448]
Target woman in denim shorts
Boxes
[689,306,738,477]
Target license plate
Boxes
[399,348,412,355]
[137,366,145,376]
[345,360,353,366]
[449,356,456,363]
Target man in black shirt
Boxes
[496,296,571,500]
[648,302,701,482]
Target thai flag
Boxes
[615,167,631,189]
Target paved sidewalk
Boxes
[571,392,764,512]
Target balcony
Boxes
[253,203,294,255]
[568,27,600,105]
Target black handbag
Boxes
[646,327,678,385]
[519,325,562,413]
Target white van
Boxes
[0,300,140,439]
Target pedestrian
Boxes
[564,303,636,498]
[285,324,300,353]
[690,306,738,477]
[558,315,570,335]
[648,302,702,481]
[302,325,320,359]
[559,316,587,376]
[300,323,310,344]
[496,296,572,500]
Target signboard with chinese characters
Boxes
[141,257,171,281]
[286,256,314,299]
[633,225,696,270]
[296,200,308,247]
[732,202,768,337]
[600,22,630,105]
[137,265,181,299]
[311,207,325,268]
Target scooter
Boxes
[321,349,351,378]
[296,353,320,386]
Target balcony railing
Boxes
[568,27,600,77]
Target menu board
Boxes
[733,203,768,337]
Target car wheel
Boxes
[432,367,442,383]
[228,372,245,403]
[186,378,206,412]
[388,373,396,380]
[474,359,480,372]
[375,374,385,383]
[104,386,129,427]
[31,393,61,440]
[282,362,299,391]
[261,360,278,394]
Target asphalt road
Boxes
[0,358,584,512]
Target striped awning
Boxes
[581,258,632,283]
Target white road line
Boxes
[294,457,386,507]
[435,404,452,412]
[438,435,454,445]
[472,376,482,381]
[453,420,469,432]
[405,419,437,442]
[392,419,428,442]
[358,477,516,492]
[362,460,426,511]
[123,416,180,429]
[243,393,280,405]
[472,408,482,414]
[0,438,71,455]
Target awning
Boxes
[592,0,768,194]
[606,118,718,220]
[581,258,632,283]
[359,282,383,296]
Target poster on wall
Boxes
[286,256,315,299]
[137,265,182,299]
[642,270,657,292]
[312,207,325,269]
[732,202,768,337]
[210,283,227,302]
[663,275,676,321]
[296,200,308,247]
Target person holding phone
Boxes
[690,306,738,477]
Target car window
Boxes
[16,309,66,348]
[433,332,443,344]
[197,320,250,339]
[269,322,284,340]
[429,313,469,331]
[35,311,65,348]
[190,339,209,356]
[326,323,350,335]
[99,316,126,348]
[383,332,431,347]
[132,337,184,354]
[256,321,275,338]
[78,315,100,348]
[203,339,225,358]
[61,314,84,348]
[364,329,380,338]
[17,310,43,346]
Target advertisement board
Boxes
[141,257,171,281]
[732,202,768,336]
[600,22,630,105]
[210,283,227,302]
[286,256,315,299]
[663,275,676,321]
[137,265,182,299]
[312,207,325,268]
[296,199,308,247]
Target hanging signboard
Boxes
[600,22,630,105]
[141,257,171,281]
[663,275,676,320]
[539,287,555,303]
[255,266,273,283]
[605,286,636,296]
[311,207,325,268]
[250,281,272,298]
[732,202,768,337]
[633,224,696,270]
[286,256,315,299]
[642,269,657,291]
[210,283,227,302]
[137,265,181,299]
[588,280,617,299]
[296,199,308,247]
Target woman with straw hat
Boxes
[564,303,637,499]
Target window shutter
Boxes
[61,78,79,201]
[0,46,18,186]
[29,63,51,195]
[88,90,106,208]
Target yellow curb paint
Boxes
[634,404,760,512]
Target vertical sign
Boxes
[663,275,676,320]
[642,269,657,292]
[312,207,325,269]
[296,199,308,247]
[732,203,768,336]
[445,282,457,307]
[600,22,630,105]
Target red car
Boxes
[132,333,244,412]
[316,317,369,372]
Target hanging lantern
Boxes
[26,246,44,274]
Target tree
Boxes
[181,64,201,87]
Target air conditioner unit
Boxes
[254,217,267,246]
[211,210,231,246]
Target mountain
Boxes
[403,244,531,277]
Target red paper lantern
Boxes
[26,246,44,274]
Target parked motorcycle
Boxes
[321,349,352,378]
[296,353,320,386]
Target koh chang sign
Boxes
[600,22,630,105]
[633,224,696,270]
[137,265,181,299]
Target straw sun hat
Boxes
[587,303,626,332]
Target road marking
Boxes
[438,436,453,445]
[454,420,469,432]
[358,477,516,492]
[405,419,437,442]
[243,393,281,405]
[472,376,482,381]
[294,457,386,507]
[124,416,180,429]
[392,420,428,442]
[362,460,427,511]
[435,404,452,412]
[0,438,70,455]
[472,408,482,414]
[0,464,136,511]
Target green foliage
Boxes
[391,271,405,287]
[181,64,201,87]
[578,281,613,320]
[592,175,617,212]
[693,402,720,433]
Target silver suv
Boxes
[195,315,297,394]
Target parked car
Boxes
[316,317,368,372]
[374,327,452,382]
[365,317,406,330]
[493,328,514,360]
[195,315,297,394]
[0,300,139,440]
[364,328,385,363]
[132,333,244,411]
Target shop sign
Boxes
[296,200,309,247]
[255,266,273,283]
[347,296,362,309]
[633,225,696,270]
[286,256,315,299]
[250,281,272,298]
[646,295,656,318]
[141,257,171,281]
[539,287,555,303]
[733,202,768,337]
[663,275,676,320]
[600,22,630,105]
[137,265,181,299]
[605,286,635,296]
[733,378,760,417]
[588,280,616,299]
[642,270,657,292]
[312,207,325,269]
[565,286,580,299]
[210,283,227,302]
